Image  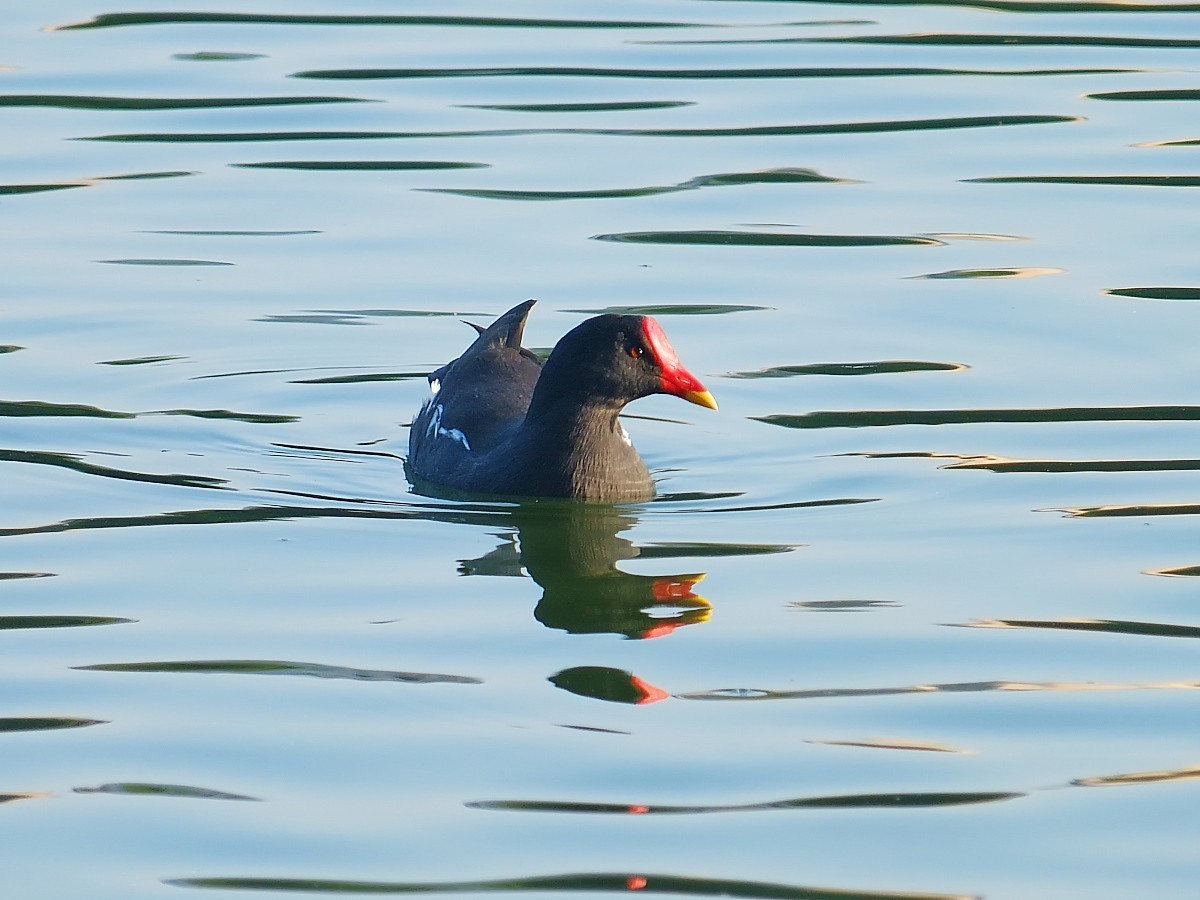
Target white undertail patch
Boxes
[425,403,472,451]
[441,427,471,450]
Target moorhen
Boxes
[407,299,716,502]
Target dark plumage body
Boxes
[407,300,715,503]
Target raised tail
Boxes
[464,298,537,354]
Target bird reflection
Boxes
[550,666,670,705]
[458,503,711,641]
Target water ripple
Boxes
[460,100,695,113]
[647,497,874,514]
[594,230,944,247]
[423,167,851,202]
[1075,765,1200,787]
[787,0,1200,11]
[234,160,489,172]
[97,258,233,266]
[960,618,1200,639]
[1,170,194,196]
[845,451,1200,473]
[0,400,134,419]
[467,791,1020,814]
[681,678,1200,701]
[968,175,1200,187]
[0,94,367,110]
[257,314,368,325]
[173,52,266,62]
[292,64,1132,80]
[729,361,966,378]
[1146,564,1200,577]
[757,406,1200,428]
[289,372,430,385]
[74,782,259,801]
[150,408,298,424]
[165,872,977,899]
[98,355,185,366]
[606,539,781,560]
[0,717,105,732]
[75,659,482,685]
[567,303,770,315]
[141,229,320,237]
[0,447,227,490]
[1091,89,1200,101]
[792,599,899,612]
[0,615,132,630]
[0,796,48,811]
[1141,137,1200,148]
[1106,287,1200,301]
[0,181,89,196]
[1057,503,1200,518]
[0,501,525,539]
[800,32,1200,48]
[911,267,1064,279]
[49,12,706,31]
[0,399,293,423]
[808,737,968,752]
[80,114,1080,145]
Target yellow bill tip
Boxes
[682,389,718,411]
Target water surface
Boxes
[4,2,1200,898]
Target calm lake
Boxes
[4,1,1200,898]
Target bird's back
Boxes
[408,299,542,484]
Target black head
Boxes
[535,314,716,411]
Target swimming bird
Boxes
[407,299,716,502]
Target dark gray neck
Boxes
[506,398,653,502]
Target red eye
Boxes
[628,346,643,359]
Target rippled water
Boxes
[5,2,1200,898]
